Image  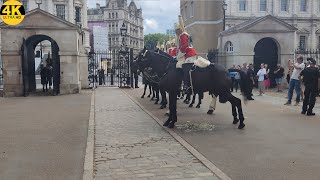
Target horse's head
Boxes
[136,47,152,70]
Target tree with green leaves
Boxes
[144,33,175,50]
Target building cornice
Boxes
[185,20,223,29]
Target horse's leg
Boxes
[163,91,174,126]
[207,94,217,114]
[151,85,155,100]
[189,94,196,107]
[160,89,167,109]
[196,92,203,108]
[168,91,178,128]
[147,83,151,97]
[141,84,147,98]
[154,86,159,104]
[227,93,245,129]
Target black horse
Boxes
[136,47,250,129]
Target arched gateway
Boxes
[0,8,89,97]
[22,35,60,96]
[254,38,280,88]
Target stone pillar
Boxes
[68,0,74,23]
[311,24,317,49]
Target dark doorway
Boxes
[254,38,279,88]
[21,35,60,96]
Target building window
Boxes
[318,36,320,49]
[184,6,187,20]
[260,0,267,11]
[75,7,81,23]
[56,5,65,20]
[109,13,111,18]
[239,0,247,11]
[225,41,234,52]
[112,13,114,19]
[300,0,307,12]
[190,1,194,18]
[280,0,288,11]
[21,0,28,12]
[299,36,306,50]
[116,12,118,18]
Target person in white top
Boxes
[284,56,306,106]
[256,64,267,96]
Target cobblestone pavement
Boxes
[125,86,320,180]
[94,88,219,180]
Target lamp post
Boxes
[35,0,42,8]
[119,22,130,88]
[222,1,228,31]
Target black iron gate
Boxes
[295,49,320,64]
[88,49,134,88]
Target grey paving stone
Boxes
[94,88,219,179]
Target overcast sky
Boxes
[87,0,180,34]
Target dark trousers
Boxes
[302,84,317,113]
[234,79,241,92]
[248,80,254,97]
[231,77,235,92]
[134,75,139,87]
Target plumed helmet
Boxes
[178,15,186,33]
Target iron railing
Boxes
[295,49,320,64]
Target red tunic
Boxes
[171,47,177,57]
[168,48,172,56]
[179,33,196,59]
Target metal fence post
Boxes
[130,48,134,88]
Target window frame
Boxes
[225,41,234,53]
[299,35,306,50]
[56,4,66,20]
[239,0,247,12]
[260,0,267,12]
[300,0,307,12]
[280,0,288,12]
[75,7,81,23]
[190,1,194,18]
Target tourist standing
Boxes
[246,64,255,100]
[284,56,305,106]
[300,58,319,115]
[257,64,266,96]
[264,64,270,90]
[274,64,284,92]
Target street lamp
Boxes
[222,1,228,31]
[35,0,42,9]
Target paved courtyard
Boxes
[125,86,320,180]
[94,88,219,180]
[0,91,92,180]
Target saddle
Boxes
[194,56,211,68]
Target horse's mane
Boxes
[149,50,174,62]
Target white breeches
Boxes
[208,95,217,111]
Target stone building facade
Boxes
[88,0,144,56]
[180,0,224,57]
[0,0,90,97]
[181,0,320,72]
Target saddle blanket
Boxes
[194,56,211,68]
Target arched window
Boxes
[225,41,234,52]
[109,13,111,19]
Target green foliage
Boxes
[144,33,175,50]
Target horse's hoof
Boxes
[238,123,245,129]
[196,105,200,108]
[168,122,175,128]
[163,120,171,126]
[207,110,213,114]
[233,118,239,124]
[189,104,193,108]
[154,101,158,104]
[185,101,190,104]
[147,95,151,97]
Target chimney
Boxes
[96,3,100,9]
